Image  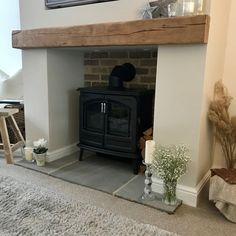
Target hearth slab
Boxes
[50,154,135,194]
[15,153,181,213]
[15,153,79,175]
[114,175,182,214]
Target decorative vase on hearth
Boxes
[33,138,48,167]
[34,153,46,167]
[163,180,177,205]
[152,144,190,206]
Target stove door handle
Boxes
[103,102,106,113]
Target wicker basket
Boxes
[0,104,25,144]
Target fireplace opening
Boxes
[78,48,157,174]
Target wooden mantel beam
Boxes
[12,15,209,49]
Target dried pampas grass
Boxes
[208,81,236,169]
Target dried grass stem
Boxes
[208,81,236,169]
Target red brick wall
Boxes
[84,50,157,89]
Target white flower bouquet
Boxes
[152,144,190,205]
[33,138,48,154]
[152,144,190,182]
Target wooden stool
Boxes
[0,108,25,164]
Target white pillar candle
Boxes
[183,1,195,15]
[24,147,33,161]
[145,140,155,164]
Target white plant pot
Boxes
[34,153,46,166]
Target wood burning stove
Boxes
[77,87,154,174]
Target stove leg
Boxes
[132,158,139,174]
[79,148,84,161]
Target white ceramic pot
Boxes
[34,153,46,166]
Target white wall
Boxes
[22,49,50,143]
[223,0,236,116]
[19,0,211,30]
[47,49,84,150]
[20,0,147,29]
[203,0,232,169]
[0,1,21,76]
[209,0,236,168]
[22,49,83,152]
[153,45,207,188]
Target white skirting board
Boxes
[0,143,79,162]
[0,144,79,162]
[46,143,79,162]
[8,143,79,162]
[152,170,211,207]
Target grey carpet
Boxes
[0,175,177,236]
[51,155,135,194]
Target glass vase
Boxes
[163,180,177,205]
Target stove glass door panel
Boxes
[106,101,130,137]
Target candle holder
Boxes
[141,161,156,201]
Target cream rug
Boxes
[0,175,177,236]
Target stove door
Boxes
[79,93,105,148]
[104,95,137,153]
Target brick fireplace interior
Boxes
[83,49,157,89]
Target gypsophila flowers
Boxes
[152,144,190,205]
[152,144,190,183]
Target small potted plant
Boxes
[33,138,48,166]
[152,144,190,205]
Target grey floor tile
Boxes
[51,154,135,194]
[114,175,181,214]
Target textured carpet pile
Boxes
[0,175,177,236]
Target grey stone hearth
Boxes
[16,153,181,213]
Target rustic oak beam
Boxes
[12,15,210,49]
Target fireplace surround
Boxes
[13,9,214,206]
